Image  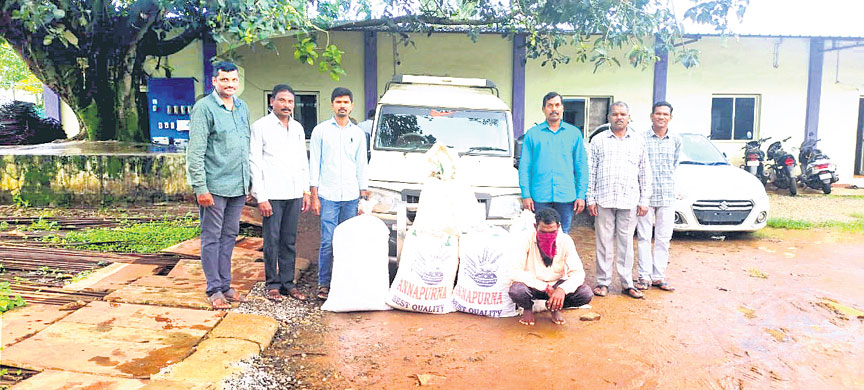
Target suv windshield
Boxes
[374,105,510,155]
[680,133,729,165]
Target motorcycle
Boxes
[740,137,770,185]
[765,136,797,196]
[797,138,839,194]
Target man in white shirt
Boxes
[250,84,311,302]
[586,101,652,299]
[309,87,369,300]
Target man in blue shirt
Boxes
[309,87,369,300]
[518,92,589,233]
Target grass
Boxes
[0,281,26,313]
[767,215,864,234]
[41,216,201,253]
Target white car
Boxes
[673,133,769,232]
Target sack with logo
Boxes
[321,214,392,312]
[386,230,458,314]
[452,227,518,317]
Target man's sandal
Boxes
[624,287,645,299]
[266,289,284,302]
[223,288,248,303]
[287,287,307,302]
[634,279,650,290]
[593,285,609,297]
[316,286,329,300]
[208,293,231,310]
[652,281,676,292]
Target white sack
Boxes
[386,230,458,313]
[452,227,518,318]
[321,214,392,312]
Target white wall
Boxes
[666,37,810,166]
[817,43,864,183]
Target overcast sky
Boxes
[676,0,864,37]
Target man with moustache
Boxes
[518,92,589,234]
[186,61,250,309]
[509,208,593,326]
[635,101,680,292]
[587,101,652,299]
[309,87,369,301]
[250,84,311,302]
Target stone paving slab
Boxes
[240,205,263,227]
[104,283,216,310]
[130,275,208,290]
[151,337,259,386]
[1,304,72,349]
[10,370,148,390]
[63,301,224,331]
[209,312,278,351]
[167,258,263,293]
[234,236,263,251]
[64,263,161,292]
[1,302,221,378]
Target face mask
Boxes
[536,230,557,264]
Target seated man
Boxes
[509,208,593,325]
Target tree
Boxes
[0,0,745,141]
[0,37,41,102]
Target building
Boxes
[48,30,864,185]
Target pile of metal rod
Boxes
[0,216,169,230]
[0,245,190,305]
[3,280,108,305]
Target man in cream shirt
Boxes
[250,84,311,302]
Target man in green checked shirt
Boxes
[186,61,251,310]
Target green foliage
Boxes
[46,217,201,253]
[20,216,58,231]
[0,38,42,99]
[0,281,27,313]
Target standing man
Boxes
[635,102,680,292]
[509,208,593,326]
[518,92,589,234]
[587,101,652,299]
[186,61,250,309]
[309,87,369,301]
[250,84,311,302]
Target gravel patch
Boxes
[767,192,864,223]
[223,280,329,390]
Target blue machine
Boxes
[147,78,195,147]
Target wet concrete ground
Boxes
[286,214,864,389]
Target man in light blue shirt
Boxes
[309,87,368,300]
[518,92,589,233]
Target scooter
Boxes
[798,139,839,194]
[765,136,797,196]
[740,137,770,185]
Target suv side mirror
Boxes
[513,134,524,168]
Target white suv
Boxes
[366,75,523,261]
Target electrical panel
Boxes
[147,78,195,147]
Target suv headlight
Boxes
[368,188,402,214]
[487,195,522,219]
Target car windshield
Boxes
[679,134,729,165]
[374,105,510,155]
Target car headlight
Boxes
[487,195,522,219]
[368,188,402,214]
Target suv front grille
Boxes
[691,200,753,225]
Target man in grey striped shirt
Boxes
[635,102,681,292]
[587,101,652,299]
